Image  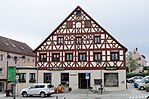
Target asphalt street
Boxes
[0,83,149,99]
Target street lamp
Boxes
[7,55,25,99]
[96,60,108,94]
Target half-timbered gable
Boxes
[34,6,127,70]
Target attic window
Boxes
[76,10,81,17]
[5,43,9,46]
[84,20,91,28]
[12,44,16,48]
[67,21,73,29]
[21,47,24,49]
[76,22,81,28]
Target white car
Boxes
[21,83,55,97]
[127,76,143,83]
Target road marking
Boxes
[128,95,149,99]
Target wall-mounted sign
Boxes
[70,74,78,76]
[7,66,16,82]
[104,66,118,70]
[47,67,65,71]
[85,73,90,79]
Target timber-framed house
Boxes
[34,6,127,91]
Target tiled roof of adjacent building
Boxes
[0,36,35,56]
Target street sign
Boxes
[7,66,16,82]
[85,73,90,79]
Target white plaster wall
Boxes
[103,70,126,91]
[37,70,126,91]
[17,69,37,96]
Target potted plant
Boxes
[29,79,36,83]
[146,86,149,92]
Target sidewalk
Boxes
[0,92,6,98]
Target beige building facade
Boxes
[131,48,147,73]
[0,36,35,92]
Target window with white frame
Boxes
[0,55,4,61]
[111,52,119,61]
[57,37,63,44]
[29,73,36,83]
[76,37,82,44]
[52,53,60,62]
[65,53,73,61]
[39,53,47,62]
[94,36,101,44]
[94,52,102,62]
[44,73,51,83]
[79,53,86,62]
[27,58,30,63]
[76,10,81,17]
[19,73,26,83]
[0,68,2,75]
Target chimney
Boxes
[136,47,138,51]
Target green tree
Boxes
[126,51,139,73]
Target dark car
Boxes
[127,76,143,83]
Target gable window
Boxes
[94,36,101,44]
[32,59,35,63]
[52,53,60,62]
[67,21,73,29]
[76,10,81,17]
[76,37,82,44]
[65,53,73,61]
[0,55,3,61]
[29,73,36,83]
[79,53,86,62]
[58,37,63,44]
[27,58,30,63]
[39,53,47,62]
[84,20,91,28]
[94,52,102,62]
[76,22,81,28]
[111,52,119,61]
[19,73,26,83]
[44,73,51,83]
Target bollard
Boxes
[56,96,58,99]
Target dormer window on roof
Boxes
[5,43,9,46]
[21,47,24,50]
[12,44,16,48]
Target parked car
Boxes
[127,76,143,83]
[134,76,149,88]
[21,83,55,97]
[134,80,142,88]
[138,79,149,90]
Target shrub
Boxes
[143,66,148,70]
[126,72,149,78]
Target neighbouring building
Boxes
[34,6,127,91]
[131,48,147,73]
[0,36,36,92]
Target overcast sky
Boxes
[0,0,149,64]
